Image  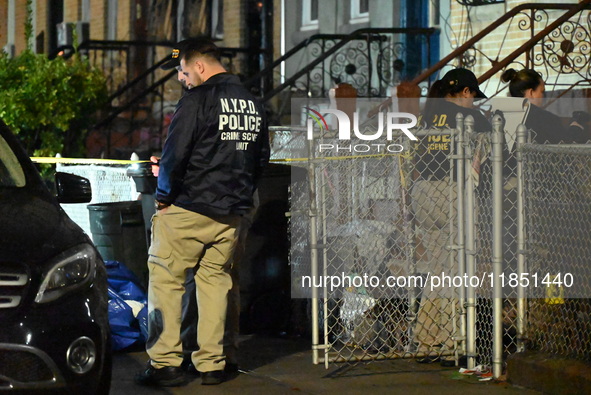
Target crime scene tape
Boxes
[31,157,152,165]
[31,152,409,165]
[265,152,409,162]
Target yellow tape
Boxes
[31,157,151,165]
[33,153,405,165]
[270,152,405,163]
[545,274,565,305]
[269,158,309,163]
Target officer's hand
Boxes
[150,156,160,177]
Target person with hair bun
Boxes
[501,68,589,143]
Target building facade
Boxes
[1,0,589,156]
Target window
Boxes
[107,0,118,40]
[430,0,440,28]
[28,0,37,50]
[81,0,90,22]
[350,0,369,24]
[301,0,318,31]
[48,0,64,55]
[211,0,224,39]
[7,0,15,48]
[456,0,504,5]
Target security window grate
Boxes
[456,0,504,6]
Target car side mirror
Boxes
[55,172,92,203]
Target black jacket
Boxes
[526,104,587,144]
[156,73,270,217]
[417,100,491,180]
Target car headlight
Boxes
[35,244,97,303]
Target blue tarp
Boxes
[105,260,148,350]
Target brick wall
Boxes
[89,0,106,40]
[273,0,281,62]
[223,0,245,48]
[221,0,246,76]
[0,0,115,55]
[64,0,80,21]
[118,0,131,40]
[13,0,27,53]
[0,1,7,49]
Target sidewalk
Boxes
[110,335,541,394]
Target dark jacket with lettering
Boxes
[417,100,491,180]
[156,73,270,217]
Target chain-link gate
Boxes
[311,130,462,365]
[277,101,591,377]
[284,111,473,367]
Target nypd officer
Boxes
[412,68,491,366]
[135,38,269,387]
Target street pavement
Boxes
[109,334,541,394]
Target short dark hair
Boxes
[182,37,221,63]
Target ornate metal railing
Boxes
[416,1,591,98]
[367,2,591,116]
[245,28,438,102]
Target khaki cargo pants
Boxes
[146,204,240,372]
[411,179,458,355]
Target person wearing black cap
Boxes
[160,39,190,74]
[411,68,491,366]
[135,37,269,387]
[155,37,245,381]
[158,38,200,371]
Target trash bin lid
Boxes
[87,200,143,212]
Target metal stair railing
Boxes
[55,40,268,155]
[246,27,438,103]
[370,1,591,116]
[414,1,591,87]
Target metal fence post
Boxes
[463,115,477,369]
[491,114,505,378]
[515,123,528,353]
[454,113,467,364]
[307,136,320,365]
[320,137,330,368]
[401,137,419,350]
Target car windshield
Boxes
[0,134,26,187]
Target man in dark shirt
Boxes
[135,38,269,387]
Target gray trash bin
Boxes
[127,163,157,248]
[88,200,148,288]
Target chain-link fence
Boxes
[56,163,140,238]
[282,102,591,377]
[521,144,591,360]
[471,122,520,370]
